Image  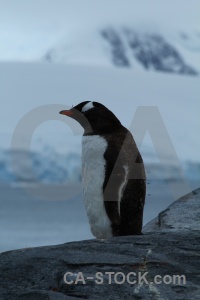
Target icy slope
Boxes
[0,62,199,184]
[1,1,200,75]
[44,27,200,75]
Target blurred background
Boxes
[0,0,200,252]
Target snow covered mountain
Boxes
[0,148,81,184]
[0,61,199,187]
[0,146,199,186]
[1,1,200,76]
[43,27,199,76]
[0,1,199,188]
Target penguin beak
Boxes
[59,107,93,133]
[59,109,74,116]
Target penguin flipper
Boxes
[102,159,127,235]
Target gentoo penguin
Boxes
[60,101,146,238]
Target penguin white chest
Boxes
[81,135,112,239]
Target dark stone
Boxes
[100,27,198,76]
[124,30,198,75]
[101,28,130,67]
[144,188,200,233]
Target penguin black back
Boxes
[60,101,146,237]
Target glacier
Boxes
[0,0,200,252]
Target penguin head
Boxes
[59,101,121,134]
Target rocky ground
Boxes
[0,188,200,300]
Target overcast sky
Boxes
[1,0,200,28]
[0,0,199,60]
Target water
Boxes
[0,180,198,253]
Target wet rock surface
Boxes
[143,188,200,233]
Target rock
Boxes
[0,188,200,300]
[143,188,200,233]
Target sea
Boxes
[1,179,198,253]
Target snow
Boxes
[0,0,200,73]
[0,62,200,186]
[0,0,199,253]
